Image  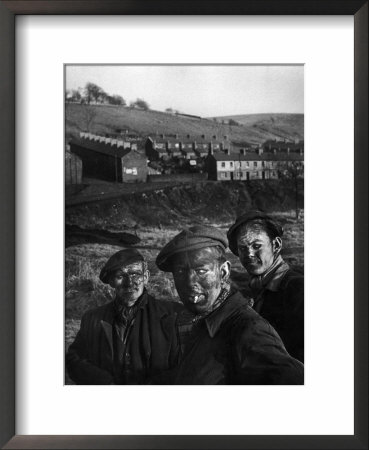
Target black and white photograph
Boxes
[65,65,304,385]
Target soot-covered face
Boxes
[236,223,282,276]
[171,247,230,315]
[109,261,149,307]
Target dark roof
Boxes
[182,148,196,153]
[70,138,130,158]
[148,135,225,145]
[196,148,209,153]
[180,138,195,144]
[263,140,304,150]
[209,152,304,162]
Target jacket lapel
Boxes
[100,320,113,357]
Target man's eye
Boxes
[252,244,261,250]
[196,269,207,275]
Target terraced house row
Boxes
[145,134,231,160]
[205,147,304,181]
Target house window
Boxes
[221,162,226,168]
[253,162,257,168]
[230,162,233,168]
[245,162,249,167]
[262,161,265,168]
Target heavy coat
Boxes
[174,291,304,385]
[253,269,304,362]
[66,292,181,384]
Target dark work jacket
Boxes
[254,269,304,363]
[174,291,304,385]
[66,292,181,385]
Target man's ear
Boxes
[220,261,231,282]
[143,269,150,285]
[273,237,283,255]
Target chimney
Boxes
[240,148,246,155]
[209,148,214,155]
[257,147,263,155]
[287,147,290,155]
[273,148,277,155]
[175,134,179,139]
[224,148,230,155]
[160,134,165,139]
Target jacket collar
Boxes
[204,291,247,338]
[100,291,149,354]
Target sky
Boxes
[66,65,304,117]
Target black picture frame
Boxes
[0,1,367,449]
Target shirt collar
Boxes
[113,289,148,317]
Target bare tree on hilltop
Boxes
[84,82,107,104]
[130,98,150,111]
[69,82,127,106]
[107,94,126,106]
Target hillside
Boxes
[65,104,304,145]
[210,113,304,141]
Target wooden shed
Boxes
[70,138,147,183]
[65,151,82,184]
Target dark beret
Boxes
[156,225,228,272]
[227,210,283,256]
[99,249,144,284]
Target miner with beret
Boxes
[66,248,181,384]
[156,225,304,385]
[227,210,304,362]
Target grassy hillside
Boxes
[210,113,304,141]
[66,104,304,145]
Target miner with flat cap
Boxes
[66,248,181,384]
[227,210,304,362]
[156,225,303,385]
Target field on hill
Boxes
[210,113,304,141]
[66,103,304,145]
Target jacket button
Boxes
[125,353,131,364]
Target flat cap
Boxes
[99,248,144,284]
[156,225,228,272]
[227,210,283,256]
